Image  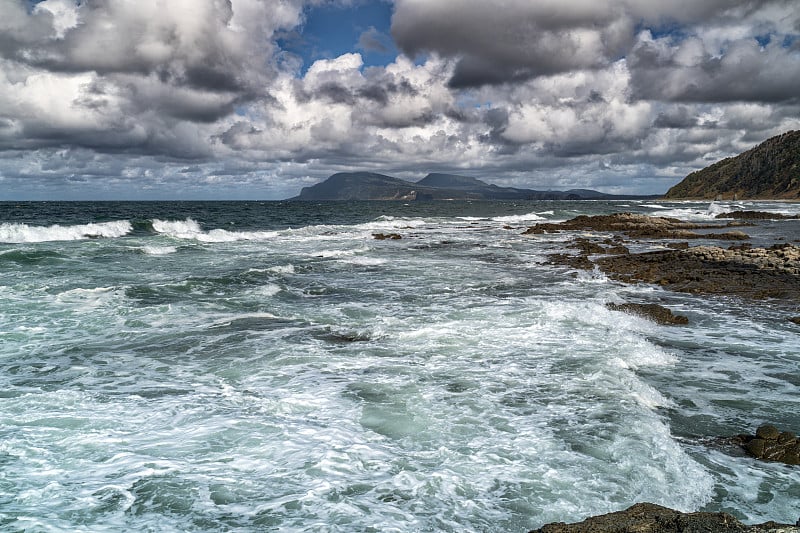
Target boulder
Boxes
[373,233,402,240]
[740,425,800,465]
[606,303,689,325]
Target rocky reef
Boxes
[523,212,799,532]
[524,212,748,240]
[597,244,800,300]
[525,213,800,301]
[530,503,800,533]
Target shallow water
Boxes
[1,200,798,531]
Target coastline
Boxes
[523,208,800,530]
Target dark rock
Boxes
[373,233,402,240]
[736,425,800,465]
[596,245,800,300]
[667,242,690,250]
[604,244,630,255]
[529,502,800,533]
[547,253,594,270]
[524,213,738,240]
[756,425,781,440]
[606,303,689,325]
[711,231,750,241]
[569,238,607,255]
[715,211,800,220]
[790,317,800,325]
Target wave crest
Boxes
[151,219,278,242]
[0,220,132,243]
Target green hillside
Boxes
[665,131,800,200]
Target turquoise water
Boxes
[1,200,798,531]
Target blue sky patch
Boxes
[280,0,396,74]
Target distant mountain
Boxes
[665,131,800,200]
[291,172,653,201]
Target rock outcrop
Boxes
[530,503,800,533]
[606,303,689,325]
[524,213,747,240]
[715,211,800,221]
[736,425,800,465]
[596,244,800,299]
[665,130,800,200]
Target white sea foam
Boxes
[3,201,798,531]
[152,219,278,242]
[141,245,177,255]
[268,264,295,274]
[315,247,369,258]
[341,256,387,266]
[491,212,546,223]
[254,284,281,297]
[0,220,132,243]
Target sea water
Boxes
[1,200,798,532]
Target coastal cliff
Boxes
[665,131,800,200]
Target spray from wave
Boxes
[0,221,133,243]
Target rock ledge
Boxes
[530,503,800,533]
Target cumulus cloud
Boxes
[0,0,305,157]
[1,0,800,198]
[629,30,800,103]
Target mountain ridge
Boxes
[291,172,656,201]
[665,130,800,200]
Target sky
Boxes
[1,0,799,200]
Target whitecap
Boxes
[491,213,547,223]
[0,220,132,243]
[151,219,278,242]
[141,246,177,256]
[255,284,281,297]
[340,257,387,266]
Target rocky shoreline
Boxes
[530,503,800,533]
[526,212,800,304]
[523,211,799,532]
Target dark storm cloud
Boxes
[629,36,800,103]
[390,0,798,88]
[652,107,699,129]
[315,81,355,104]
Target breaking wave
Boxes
[0,220,133,243]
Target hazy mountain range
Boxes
[293,130,799,202]
[291,172,656,201]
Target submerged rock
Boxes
[372,233,402,240]
[530,503,800,532]
[606,303,689,325]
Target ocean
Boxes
[1,200,798,532]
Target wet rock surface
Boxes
[372,233,402,240]
[524,213,747,240]
[596,244,800,299]
[723,425,800,465]
[525,213,800,300]
[606,303,689,325]
[716,210,800,220]
[530,503,800,533]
